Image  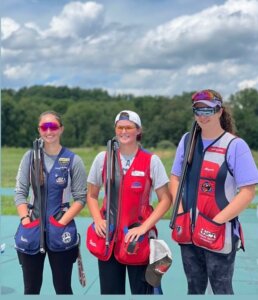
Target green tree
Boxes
[230,88,258,149]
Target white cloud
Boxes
[238,77,258,90]
[46,1,104,38]
[1,0,258,97]
[1,17,20,39]
[187,63,215,76]
[4,64,32,80]
[137,0,258,67]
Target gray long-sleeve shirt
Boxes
[15,149,87,207]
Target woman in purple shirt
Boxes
[170,89,258,295]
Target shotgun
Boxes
[105,137,117,247]
[33,138,45,253]
[169,121,199,229]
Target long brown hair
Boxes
[220,105,236,134]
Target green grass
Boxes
[2,195,175,219]
[1,146,257,216]
[1,146,175,188]
[1,146,175,217]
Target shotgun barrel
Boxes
[169,121,199,229]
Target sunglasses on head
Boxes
[116,125,136,132]
[193,106,220,117]
[39,122,61,132]
[192,90,221,102]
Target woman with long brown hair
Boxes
[170,89,258,294]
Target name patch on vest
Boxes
[131,170,145,176]
[207,146,226,154]
[58,157,70,166]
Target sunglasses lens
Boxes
[39,122,60,131]
[116,125,136,131]
[193,107,216,116]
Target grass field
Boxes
[1,146,176,216]
[1,146,257,216]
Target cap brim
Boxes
[145,264,162,287]
[192,100,220,108]
[145,256,172,287]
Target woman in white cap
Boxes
[170,89,258,294]
[86,110,171,294]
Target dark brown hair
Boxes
[220,105,236,134]
[38,111,63,126]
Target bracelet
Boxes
[20,215,30,222]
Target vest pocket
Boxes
[115,226,150,265]
[86,223,115,260]
[192,212,225,251]
[171,211,192,244]
[14,219,40,254]
[47,216,78,251]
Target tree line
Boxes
[2,86,258,150]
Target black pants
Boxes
[17,245,78,295]
[98,253,153,294]
[180,243,237,295]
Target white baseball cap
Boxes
[115,110,141,127]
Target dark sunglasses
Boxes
[193,106,220,117]
[39,122,61,132]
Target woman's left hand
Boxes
[124,225,147,243]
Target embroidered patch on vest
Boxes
[131,170,145,176]
[207,146,226,154]
[62,232,72,244]
[175,225,183,235]
[200,228,216,241]
[56,177,66,184]
[201,181,212,192]
[58,157,70,166]
[131,181,142,189]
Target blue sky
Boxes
[2,0,258,99]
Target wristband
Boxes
[20,215,30,222]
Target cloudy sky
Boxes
[2,0,258,99]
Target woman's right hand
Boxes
[94,219,106,238]
[21,217,31,226]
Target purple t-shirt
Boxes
[171,133,258,188]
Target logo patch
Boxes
[56,177,66,185]
[131,181,142,189]
[62,232,72,244]
[201,181,212,193]
[21,236,28,243]
[89,239,97,247]
[200,228,216,241]
[175,225,183,235]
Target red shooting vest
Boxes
[87,148,156,264]
[172,132,244,254]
